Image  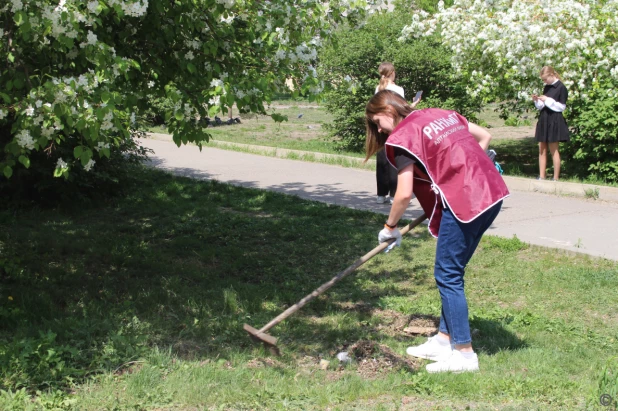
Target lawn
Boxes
[1,167,617,410]
[149,103,365,158]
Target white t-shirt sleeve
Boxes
[375,84,405,98]
[387,84,405,98]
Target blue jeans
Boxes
[435,201,502,345]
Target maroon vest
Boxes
[384,108,510,237]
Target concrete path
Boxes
[141,138,618,261]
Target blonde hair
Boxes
[364,90,414,162]
[540,66,561,80]
[377,62,396,92]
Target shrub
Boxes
[564,81,618,183]
[401,0,618,182]
[0,129,150,207]
[318,3,482,152]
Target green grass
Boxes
[1,166,617,409]
[149,105,366,159]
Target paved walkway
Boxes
[141,138,618,261]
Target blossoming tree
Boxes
[401,0,618,181]
[0,0,386,179]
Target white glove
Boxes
[378,226,402,253]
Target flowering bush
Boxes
[319,3,481,152]
[401,0,618,102]
[401,0,618,181]
[0,0,388,181]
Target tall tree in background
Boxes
[0,0,388,182]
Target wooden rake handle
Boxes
[257,213,427,334]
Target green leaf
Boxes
[175,111,184,121]
[187,63,197,74]
[8,142,21,156]
[0,92,9,103]
[208,105,219,117]
[53,168,63,177]
[101,91,112,103]
[80,149,93,166]
[268,32,277,46]
[271,113,288,123]
[74,146,84,159]
[13,77,24,90]
[3,166,12,179]
[18,155,30,168]
[13,11,25,25]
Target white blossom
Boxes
[95,141,110,151]
[210,79,224,88]
[216,0,235,9]
[41,127,55,139]
[400,0,618,100]
[16,130,35,150]
[87,1,99,14]
[83,159,96,171]
[11,0,23,12]
[57,158,68,169]
[121,0,148,17]
[87,30,97,45]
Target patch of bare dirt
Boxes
[489,125,535,139]
[348,340,422,379]
[246,357,285,369]
[269,105,321,109]
[373,309,440,337]
[332,301,375,313]
[289,129,323,140]
[291,340,422,380]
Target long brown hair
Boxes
[540,66,561,80]
[377,62,396,91]
[364,90,414,162]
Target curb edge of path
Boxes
[146,133,618,203]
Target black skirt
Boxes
[535,110,570,143]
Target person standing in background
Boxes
[533,66,569,181]
[374,62,420,204]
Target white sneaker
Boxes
[406,335,453,361]
[425,350,479,373]
[376,196,388,204]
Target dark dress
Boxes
[376,149,397,197]
[535,80,570,143]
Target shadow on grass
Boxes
[0,166,433,392]
[144,156,428,222]
[493,137,583,181]
[492,137,539,177]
